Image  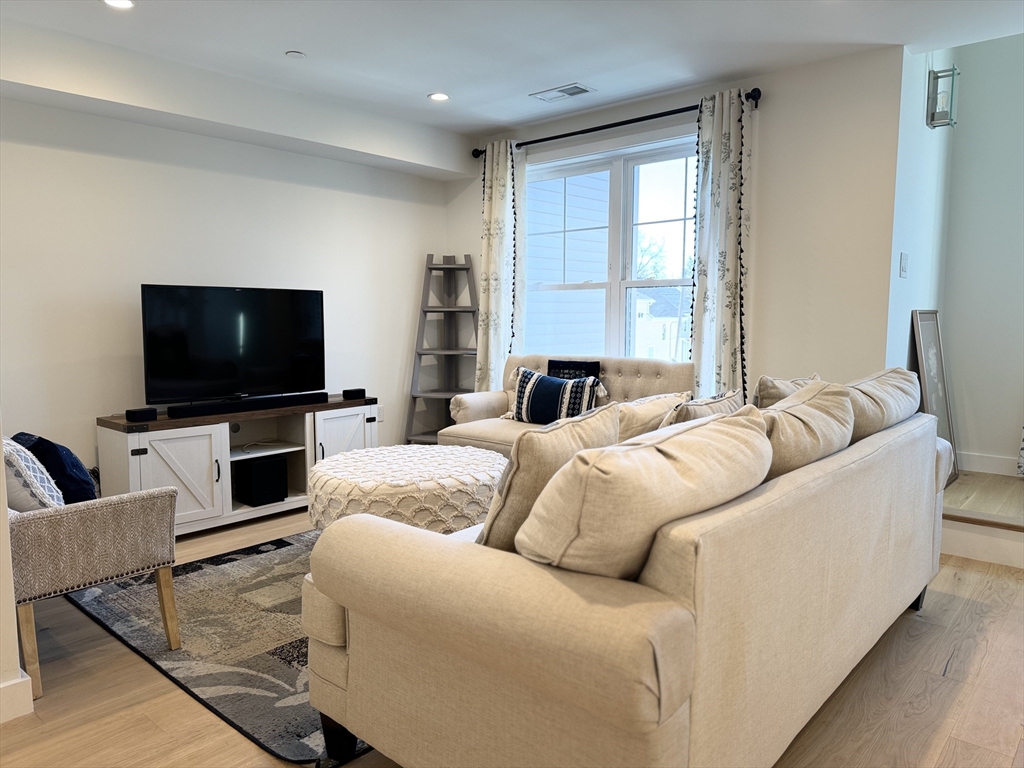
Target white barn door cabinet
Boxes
[97,397,377,535]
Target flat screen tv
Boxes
[141,284,325,405]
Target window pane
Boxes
[625,286,693,362]
[565,229,607,283]
[524,287,606,356]
[685,156,698,219]
[527,232,564,284]
[566,172,610,230]
[633,221,686,280]
[526,178,564,236]
[635,158,687,224]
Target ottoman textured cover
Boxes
[308,444,508,533]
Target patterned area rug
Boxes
[66,530,369,766]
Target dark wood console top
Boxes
[97,395,375,433]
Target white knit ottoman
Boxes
[307,444,508,533]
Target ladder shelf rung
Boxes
[417,348,477,356]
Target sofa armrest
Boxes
[9,487,177,603]
[449,390,510,424]
[310,514,693,730]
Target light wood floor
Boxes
[944,471,1024,529]
[1,514,1022,768]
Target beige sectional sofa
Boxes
[303,373,950,768]
[437,354,695,457]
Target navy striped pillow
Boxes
[507,367,605,424]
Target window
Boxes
[523,140,697,362]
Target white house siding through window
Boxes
[522,139,697,362]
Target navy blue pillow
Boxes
[548,359,601,381]
[12,432,96,504]
[508,367,605,424]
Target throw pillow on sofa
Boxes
[547,359,601,381]
[3,436,64,512]
[12,432,97,504]
[618,391,693,441]
[760,382,854,481]
[659,387,744,427]
[845,368,920,443]
[503,367,607,424]
[750,374,821,408]
[515,405,771,579]
[477,403,620,551]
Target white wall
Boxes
[459,46,907,385]
[885,49,954,368]
[746,46,904,384]
[942,34,1024,475]
[0,98,449,461]
[0,413,34,723]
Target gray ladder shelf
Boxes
[406,254,478,444]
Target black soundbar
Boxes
[166,391,329,419]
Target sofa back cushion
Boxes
[502,354,695,405]
[750,374,821,408]
[618,392,692,441]
[477,403,621,551]
[659,388,745,427]
[845,368,920,443]
[515,405,771,579]
[761,382,854,481]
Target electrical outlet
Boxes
[899,252,909,279]
[376,405,384,424]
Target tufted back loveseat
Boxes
[438,355,694,458]
[502,355,694,405]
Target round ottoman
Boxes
[307,444,508,533]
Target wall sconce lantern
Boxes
[927,66,959,128]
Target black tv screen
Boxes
[142,284,325,405]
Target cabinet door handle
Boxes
[215,459,221,482]
[319,442,325,460]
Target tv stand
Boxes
[96,395,377,536]
[166,391,330,420]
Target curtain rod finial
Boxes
[744,88,762,109]
[472,147,486,159]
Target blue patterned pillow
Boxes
[3,436,64,512]
[505,367,607,424]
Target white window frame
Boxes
[524,136,698,358]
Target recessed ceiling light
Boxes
[285,50,306,59]
[103,0,136,8]
[428,93,450,102]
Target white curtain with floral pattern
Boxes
[691,89,753,398]
[475,139,524,391]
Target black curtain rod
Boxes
[472,88,761,159]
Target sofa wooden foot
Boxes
[320,713,358,763]
[909,586,927,612]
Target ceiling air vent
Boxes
[529,83,595,103]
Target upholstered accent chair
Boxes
[438,355,695,457]
[9,487,180,698]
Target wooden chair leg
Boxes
[16,602,42,699]
[155,566,181,650]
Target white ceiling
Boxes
[1,0,1021,136]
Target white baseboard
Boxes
[957,451,1020,477]
[0,671,33,723]
[941,518,1024,569]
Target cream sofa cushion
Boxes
[845,368,920,443]
[618,392,692,441]
[659,388,744,427]
[476,403,620,552]
[750,374,821,408]
[516,405,771,579]
[761,382,854,481]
